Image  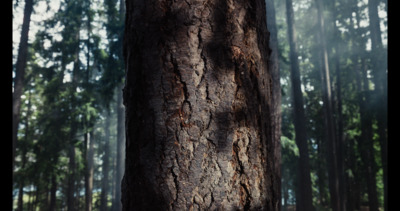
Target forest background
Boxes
[12,0,387,210]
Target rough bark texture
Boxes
[122,0,279,210]
[285,0,314,210]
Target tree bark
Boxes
[13,0,33,170]
[122,0,279,210]
[265,0,282,209]
[285,0,314,210]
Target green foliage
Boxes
[13,0,126,210]
[281,136,299,157]
[275,0,387,209]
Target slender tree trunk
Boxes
[114,1,125,210]
[13,0,33,170]
[17,88,32,211]
[17,156,26,211]
[33,183,40,211]
[332,6,346,210]
[67,7,83,208]
[101,112,111,211]
[265,0,282,210]
[368,1,387,210]
[85,132,94,211]
[67,144,76,211]
[358,58,379,211]
[122,0,279,210]
[316,138,328,207]
[282,178,288,211]
[114,84,125,211]
[285,0,314,210]
[315,0,340,210]
[347,5,364,211]
[49,174,57,211]
[351,6,379,211]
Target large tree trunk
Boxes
[315,0,340,210]
[13,0,33,170]
[284,0,314,210]
[122,0,280,210]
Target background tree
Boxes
[13,0,125,210]
[13,0,34,170]
[265,0,282,209]
[284,0,314,210]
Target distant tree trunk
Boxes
[368,0,387,210]
[265,0,282,210]
[315,0,340,210]
[101,112,111,211]
[332,5,346,210]
[282,177,288,211]
[17,88,32,211]
[13,0,33,170]
[17,153,27,211]
[67,26,81,211]
[33,184,40,211]
[67,144,76,211]
[85,132,94,211]
[316,138,328,207]
[348,6,364,211]
[114,84,125,211]
[122,0,279,210]
[49,174,57,211]
[285,0,314,210]
[357,58,379,211]
[113,0,125,209]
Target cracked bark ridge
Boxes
[122,0,279,210]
